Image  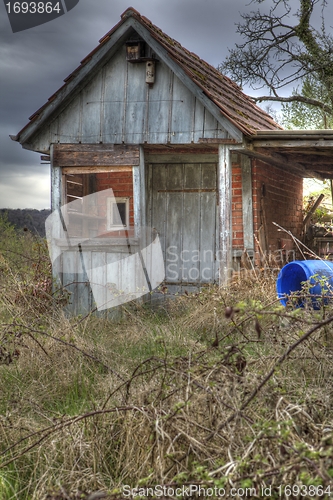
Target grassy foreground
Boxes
[1,217,333,499]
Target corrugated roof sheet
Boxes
[16,7,282,141]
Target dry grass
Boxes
[1,221,333,499]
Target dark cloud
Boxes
[1,0,331,208]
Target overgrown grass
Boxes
[1,216,333,499]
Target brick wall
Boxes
[231,155,244,250]
[95,170,134,236]
[252,159,303,254]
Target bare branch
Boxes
[252,94,333,114]
[220,0,333,114]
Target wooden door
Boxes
[148,162,218,294]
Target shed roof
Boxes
[12,7,281,145]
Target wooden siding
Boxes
[29,45,230,153]
[52,144,140,167]
[147,161,219,294]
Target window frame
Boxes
[107,196,130,230]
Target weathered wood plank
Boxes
[218,145,232,284]
[199,138,236,144]
[131,18,244,142]
[77,250,92,314]
[81,75,103,143]
[19,18,135,146]
[57,95,81,143]
[53,144,140,167]
[170,74,195,144]
[182,192,199,282]
[252,139,333,149]
[147,63,173,143]
[103,48,127,143]
[166,191,183,282]
[200,191,217,283]
[54,144,139,152]
[145,153,218,163]
[151,164,167,265]
[125,62,147,143]
[50,158,62,213]
[202,162,217,189]
[62,166,132,174]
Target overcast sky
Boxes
[0,0,331,209]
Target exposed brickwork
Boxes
[95,170,134,236]
[252,159,303,255]
[231,158,244,249]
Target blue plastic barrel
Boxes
[276,260,333,308]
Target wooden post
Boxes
[218,144,232,285]
[241,155,254,252]
[49,144,63,298]
[50,144,62,215]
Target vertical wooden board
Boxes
[184,163,201,189]
[182,192,200,283]
[218,145,232,284]
[81,74,103,143]
[170,75,195,144]
[50,164,62,214]
[215,195,220,283]
[147,63,173,143]
[165,192,183,282]
[90,251,107,311]
[202,163,217,189]
[105,250,122,308]
[77,250,92,314]
[166,163,183,190]
[193,99,205,143]
[121,251,142,302]
[203,109,218,139]
[30,126,51,152]
[200,192,217,283]
[216,122,228,139]
[49,119,59,145]
[62,250,78,315]
[58,96,81,143]
[151,164,167,256]
[103,48,127,143]
[125,62,147,143]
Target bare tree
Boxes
[219,0,333,116]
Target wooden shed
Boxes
[13,7,331,314]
